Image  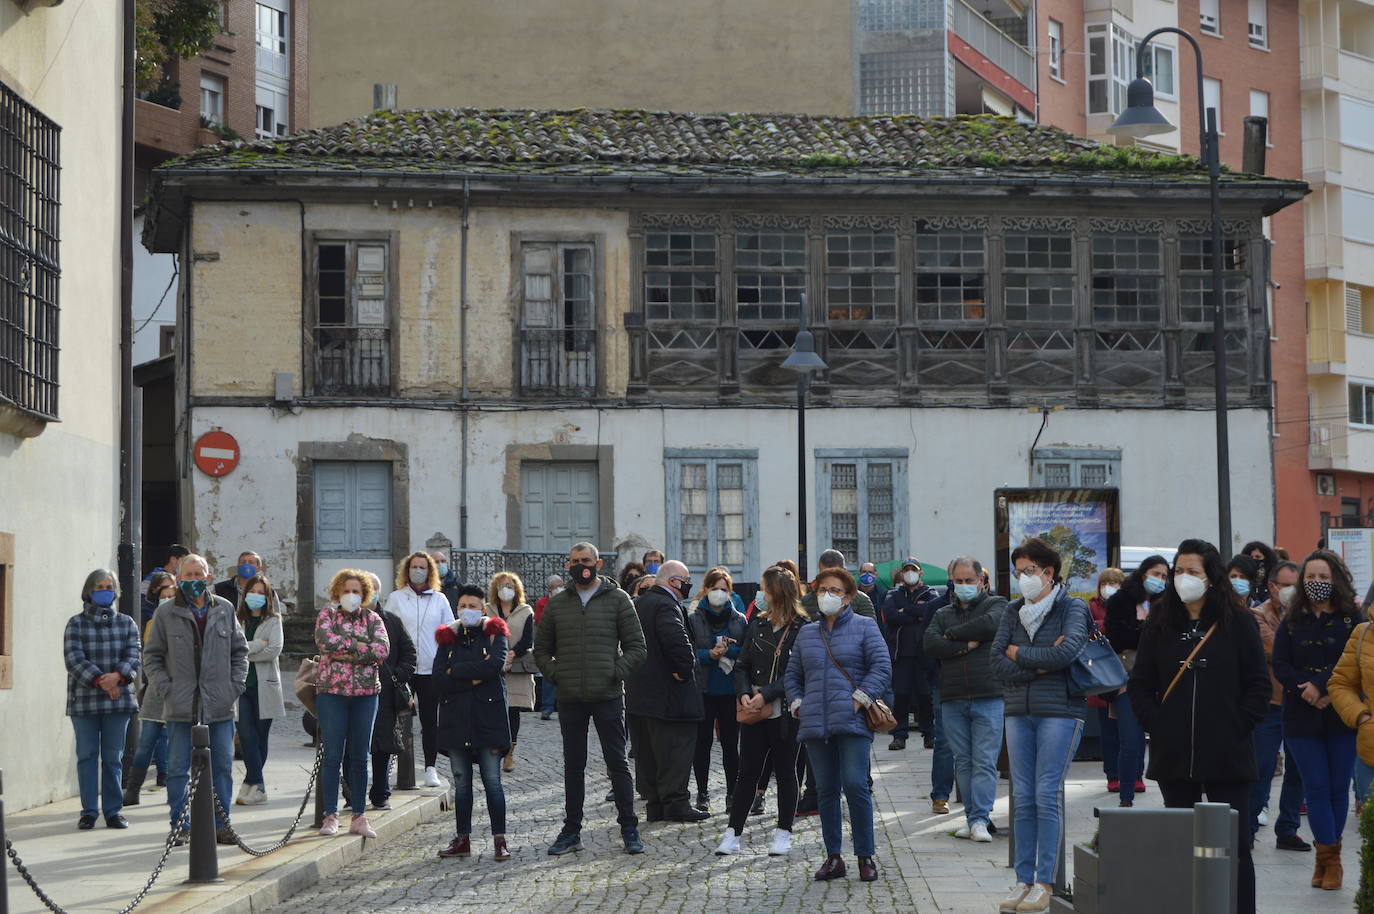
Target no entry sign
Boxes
[194,430,240,477]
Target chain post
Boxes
[185,725,221,884]
[312,724,326,829]
[2,770,9,914]
[395,714,416,790]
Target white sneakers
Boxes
[349,814,377,839]
[1258,809,1270,826]
[971,821,993,843]
[955,824,972,839]
[319,813,339,836]
[1017,884,1050,912]
[234,783,251,805]
[1000,884,1032,913]
[768,828,792,856]
[423,766,444,788]
[714,829,741,855]
[237,784,267,806]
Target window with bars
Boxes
[1005,233,1074,323]
[311,238,391,395]
[665,451,758,575]
[645,231,718,322]
[1091,234,1162,325]
[0,81,61,421]
[825,231,897,321]
[1179,236,1248,324]
[915,223,987,322]
[1032,449,1121,488]
[520,242,597,396]
[736,231,806,322]
[816,451,908,566]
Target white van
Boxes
[1119,546,1177,573]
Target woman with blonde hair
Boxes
[316,569,390,838]
[717,565,809,856]
[486,571,536,772]
[383,550,453,787]
[688,566,748,811]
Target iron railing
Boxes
[950,0,1036,91]
[520,328,597,397]
[0,78,61,421]
[450,549,619,590]
[313,326,390,395]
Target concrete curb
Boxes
[134,790,446,914]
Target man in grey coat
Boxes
[143,553,247,843]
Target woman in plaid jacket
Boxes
[63,569,141,830]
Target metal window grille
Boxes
[449,549,618,590]
[0,80,61,421]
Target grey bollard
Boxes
[312,725,325,829]
[395,714,416,790]
[1193,802,1233,914]
[185,724,222,884]
[2,770,9,914]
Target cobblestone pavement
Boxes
[271,711,916,914]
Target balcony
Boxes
[520,329,598,398]
[950,0,1035,93]
[135,98,196,158]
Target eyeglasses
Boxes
[1015,564,1046,576]
[815,586,847,596]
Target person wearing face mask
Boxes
[619,562,647,594]
[64,569,142,830]
[486,572,536,772]
[1272,549,1360,890]
[535,573,564,720]
[642,549,666,577]
[877,558,947,753]
[141,544,188,625]
[857,562,888,615]
[213,551,261,604]
[1085,569,1125,792]
[315,569,390,839]
[142,553,247,845]
[435,586,514,861]
[233,575,284,806]
[923,556,1008,844]
[1243,540,1280,599]
[988,538,1091,914]
[429,550,461,611]
[687,567,749,813]
[1227,555,1260,611]
[359,570,416,813]
[534,542,648,857]
[1103,558,1168,807]
[1128,539,1270,914]
[124,571,178,805]
[383,550,455,788]
[784,566,890,883]
[1247,559,1309,851]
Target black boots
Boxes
[123,767,147,807]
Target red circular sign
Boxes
[194,430,240,477]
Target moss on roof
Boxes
[163,107,1217,179]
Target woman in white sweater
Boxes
[383,551,455,787]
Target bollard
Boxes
[312,725,325,829]
[395,713,416,790]
[185,724,222,884]
[1192,801,1234,914]
[2,770,9,914]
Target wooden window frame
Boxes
[815,449,909,568]
[664,449,759,576]
[304,231,397,398]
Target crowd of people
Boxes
[57,533,1374,913]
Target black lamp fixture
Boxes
[782,294,827,581]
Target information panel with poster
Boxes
[1329,527,1374,601]
[994,488,1121,602]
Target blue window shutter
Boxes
[314,463,351,553]
[354,463,392,554]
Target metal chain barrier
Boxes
[5,766,202,914]
[209,742,323,857]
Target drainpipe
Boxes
[118,0,140,770]
[459,180,470,555]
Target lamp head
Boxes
[781,328,827,371]
[1108,78,1175,138]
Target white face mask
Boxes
[902,570,921,586]
[1100,584,1120,600]
[460,608,484,628]
[1174,573,1208,603]
[1017,572,1045,601]
[550,585,564,597]
[1277,585,1297,609]
[707,588,731,608]
[497,585,516,603]
[409,567,428,585]
[818,593,844,616]
[340,592,363,611]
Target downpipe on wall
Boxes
[459,179,470,551]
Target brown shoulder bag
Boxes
[820,627,898,733]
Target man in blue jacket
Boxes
[880,558,948,751]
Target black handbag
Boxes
[1067,613,1128,697]
[391,674,414,714]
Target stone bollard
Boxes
[186,724,222,884]
[395,714,417,790]
[313,726,326,829]
[1192,801,1234,914]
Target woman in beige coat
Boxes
[487,572,536,773]
[235,575,286,805]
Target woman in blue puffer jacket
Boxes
[785,566,891,884]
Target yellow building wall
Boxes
[307,0,855,128]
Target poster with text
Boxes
[994,488,1121,603]
[1330,527,1374,602]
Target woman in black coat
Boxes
[1127,539,1270,914]
[368,607,417,809]
[434,585,512,862]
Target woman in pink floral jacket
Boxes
[315,569,390,839]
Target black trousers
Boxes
[891,656,934,739]
[558,697,637,832]
[410,674,440,768]
[694,693,740,797]
[1157,778,1255,914]
[507,707,521,746]
[628,713,697,813]
[729,717,799,834]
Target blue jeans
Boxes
[316,692,379,817]
[72,713,132,819]
[1109,691,1146,805]
[448,747,506,835]
[1095,705,1119,780]
[1005,715,1083,886]
[942,697,1004,826]
[236,691,273,786]
[132,718,167,773]
[805,735,876,856]
[1248,705,1305,841]
[540,677,557,713]
[166,720,235,828]
[1287,731,1358,845]
[930,686,954,801]
[1354,758,1374,805]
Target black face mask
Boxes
[569,563,597,586]
[675,579,693,599]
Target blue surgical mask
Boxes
[858,572,877,587]
[1143,576,1167,596]
[89,589,117,608]
[245,593,268,611]
[438,563,450,578]
[645,562,661,575]
[237,563,258,579]
[953,584,979,603]
[1231,578,1251,597]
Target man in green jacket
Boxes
[535,541,648,857]
[801,549,876,618]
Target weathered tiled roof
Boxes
[164,107,1214,178]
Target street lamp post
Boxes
[1109,28,1232,552]
[782,293,827,582]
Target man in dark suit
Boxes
[213,551,261,605]
[625,559,709,823]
